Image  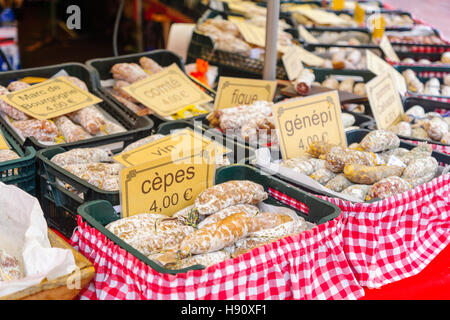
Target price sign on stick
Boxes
[366,72,405,130]
[298,25,319,44]
[0,77,103,120]
[379,35,400,63]
[122,64,213,117]
[366,49,407,95]
[214,77,276,110]
[282,46,305,81]
[114,128,229,167]
[120,144,216,218]
[272,91,347,160]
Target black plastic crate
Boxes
[286,26,373,45]
[37,120,255,238]
[0,62,155,151]
[77,164,341,274]
[187,9,289,80]
[0,127,36,196]
[394,64,450,101]
[304,43,384,68]
[251,128,450,202]
[361,96,450,147]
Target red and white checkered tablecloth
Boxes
[401,139,450,155]
[70,211,364,300]
[311,174,450,289]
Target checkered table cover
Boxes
[401,139,450,155]
[69,202,363,300]
[313,173,450,289]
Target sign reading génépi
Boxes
[273,91,347,160]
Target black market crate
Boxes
[394,64,450,102]
[361,96,450,147]
[77,164,341,274]
[0,127,36,196]
[187,9,290,80]
[37,119,254,239]
[251,128,450,203]
[286,26,373,45]
[85,50,207,130]
[0,62,154,151]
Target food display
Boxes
[196,17,294,59]
[106,180,313,269]
[384,105,450,145]
[302,30,371,45]
[398,52,450,65]
[206,100,363,146]
[401,69,450,97]
[269,130,443,202]
[312,47,375,70]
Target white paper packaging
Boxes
[0,182,77,297]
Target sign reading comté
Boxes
[120,145,216,218]
[0,77,103,120]
[273,91,347,160]
[214,77,276,110]
[122,64,213,117]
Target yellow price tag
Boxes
[0,77,103,120]
[370,15,386,40]
[354,3,365,25]
[214,77,276,110]
[332,0,345,10]
[114,128,228,167]
[120,145,216,218]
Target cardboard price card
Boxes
[366,72,405,130]
[272,91,347,160]
[298,25,319,44]
[379,35,400,62]
[282,46,305,81]
[120,146,216,218]
[0,77,103,120]
[286,45,325,68]
[122,64,213,117]
[366,49,407,95]
[114,128,229,167]
[214,77,276,109]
